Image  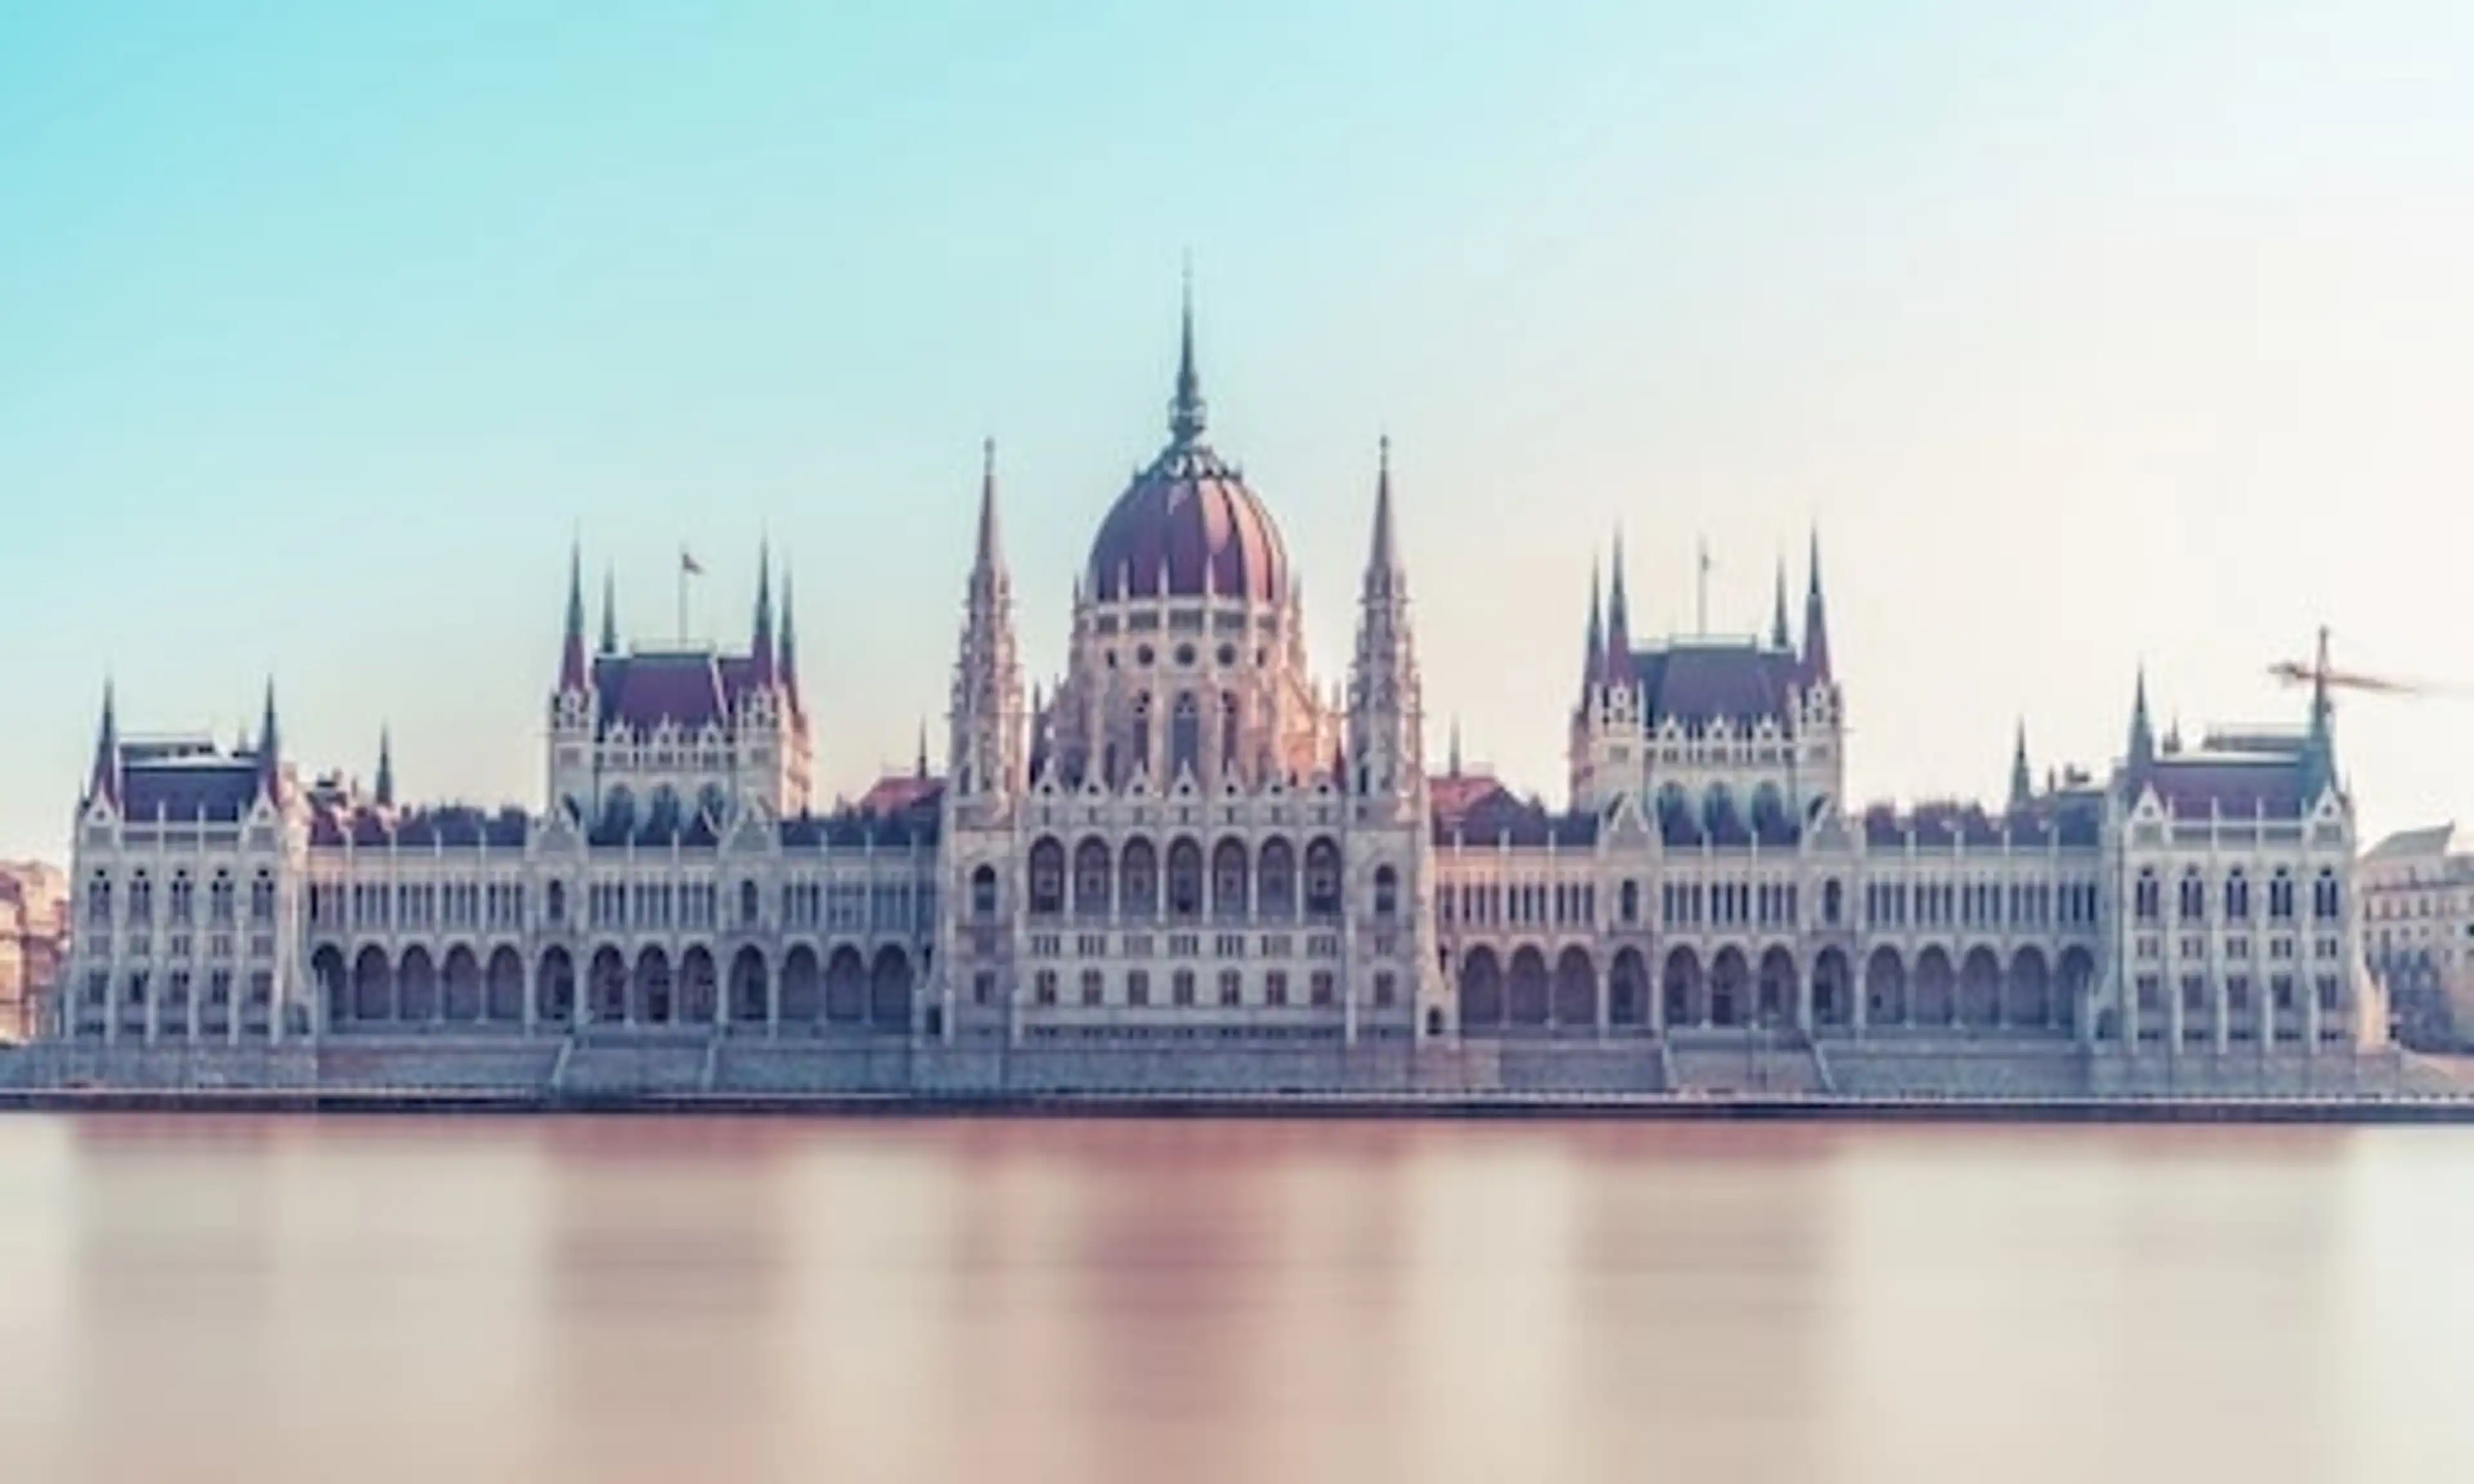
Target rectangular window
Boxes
[1127,971,1150,1007]
[1373,971,1396,1009]
[1034,970,1057,1007]
[1265,971,1289,1007]
[1218,970,1242,1006]
[1080,969,1104,1007]
[1173,970,1196,1007]
[972,971,995,1006]
[1310,970,1336,1007]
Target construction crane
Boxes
[2266,627,2466,699]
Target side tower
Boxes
[1568,538,1642,814]
[1346,440,1442,1036]
[546,545,810,831]
[547,542,598,819]
[935,441,1027,1041]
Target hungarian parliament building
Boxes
[45,303,2379,1097]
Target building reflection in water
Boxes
[2,1114,2468,1484]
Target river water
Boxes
[1,1115,2469,1483]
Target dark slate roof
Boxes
[310,804,531,849]
[1622,642,1802,729]
[119,760,261,823]
[584,808,725,850]
[593,649,769,733]
[1431,778,1598,848]
[2143,758,2308,819]
[1859,795,2104,851]
[1654,806,1800,850]
[778,808,938,850]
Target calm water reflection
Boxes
[2,1116,2471,1483]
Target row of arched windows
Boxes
[86,868,276,929]
[2134,865,2339,926]
[998,835,1361,922]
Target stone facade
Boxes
[0,862,67,1043]
[46,301,2377,1091]
[2359,823,2473,1047]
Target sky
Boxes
[4,1,2472,863]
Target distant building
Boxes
[46,294,2377,1089]
[0,862,68,1043]
[2359,824,2474,1049]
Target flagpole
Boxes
[677,546,688,646]
[1696,539,1711,636]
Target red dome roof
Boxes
[1086,441,1289,604]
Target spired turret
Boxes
[1349,437,1423,804]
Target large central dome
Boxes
[1083,300,1290,605]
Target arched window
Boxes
[601,786,637,836]
[2269,869,2296,922]
[1823,878,1844,927]
[1167,839,1205,919]
[970,864,999,920]
[2178,870,2206,923]
[647,786,682,834]
[1021,841,1063,918]
[169,871,195,925]
[128,871,152,924]
[1619,879,1640,925]
[1703,783,1736,837]
[86,873,112,927]
[1073,838,1113,918]
[1219,693,1241,777]
[739,879,761,928]
[1120,840,1159,919]
[2313,870,2341,922]
[1750,783,1786,835]
[1211,839,1249,919]
[1304,838,1343,918]
[207,870,235,926]
[2224,870,2250,922]
[2134,868,2161,924]
[1373,864,1399,921]
[249,871,276,926]
[1256,839,1297,920]
[1170,693,1202,780]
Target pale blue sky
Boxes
[5,1,2473,861]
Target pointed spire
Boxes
[2009,719,2033,812]
[375,725,395,808]
[1605,527,1631,666]
[1360,435,1407,604]
[599,564,619,656]
[778,564,800,710]
[752,537,776,683]
[1366,436,1399,573]
[973,436,1008,584]
[1770,553,1792,651]
[1582,560,1605,690]
[916,720,930,781]
[2127,666,2156,774]
[88,681,120,808]
[1449,717,1464,777]
[256,680,280,802]
[561,540,590,690]
[1801,527,1833,681]
[1169,263,1207,444]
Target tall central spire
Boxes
[1169,263,1206,445]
